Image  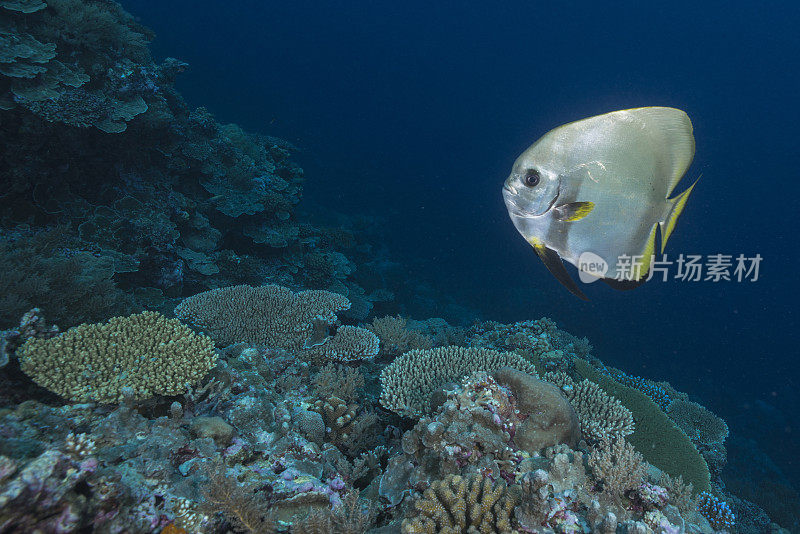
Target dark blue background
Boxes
[124,0,799,487]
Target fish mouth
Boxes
[502,181,561,218]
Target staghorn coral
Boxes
[174,284,351,349]
[545,371,635,444]
[368,315,434,357]
[311,364,364,403]
[301,325,379,362]
[17,311,217,402]
[310,396,379,457]
[380,346,537,418]
[400,473,519,534]
[587,438,647,504]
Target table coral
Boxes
[175,284,351,349]
[17,311,217,402]
[379,346,537,418]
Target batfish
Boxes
[502,107,697,300]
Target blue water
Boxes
[125,0,800,486]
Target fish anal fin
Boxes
[553,201,595,222]
[601,275,649,291]
[530,240,589,301]
[659,177,699,253]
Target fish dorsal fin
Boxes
[553,201,595,222]
[532,107,695,197]
[629,107,695,197]
[529,239,589,301]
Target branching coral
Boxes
[367,315,433,357]
[379,346,537,418]
[545,371,635,444]
[17,311,217,402]
[696,491,735,531]
[174,284,351,349]
[311,364,364,403]
[401,473,519,534]
[587,438,647,504]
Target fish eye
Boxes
[524,169,541,187]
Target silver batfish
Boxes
[502,107,697,300]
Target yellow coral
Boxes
[380,346,537,418]
[401,473,519,534]
[18,311,216,403]
[174,284,350,349]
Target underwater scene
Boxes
[1,0,798,532]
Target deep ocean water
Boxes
[0,0,798,532]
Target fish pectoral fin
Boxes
[553,201,595,222]
[532,243,589,301]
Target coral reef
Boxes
[0,1,792,532]
[17,310,217,402]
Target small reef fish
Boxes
[502,107,697,300]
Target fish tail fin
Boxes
[659,176,699,253]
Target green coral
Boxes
[574,359,710,494]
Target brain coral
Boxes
[380,346,537,418]
[174,284,350,349]
[493,367,580,451]
[401,473,519,534]
[17,311,217,403]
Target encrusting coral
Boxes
[379,346,537,418]
[17,311,217,402]
[174,284,351,349]
[400,472,519,534]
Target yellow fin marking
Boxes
[637,223,658,281]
